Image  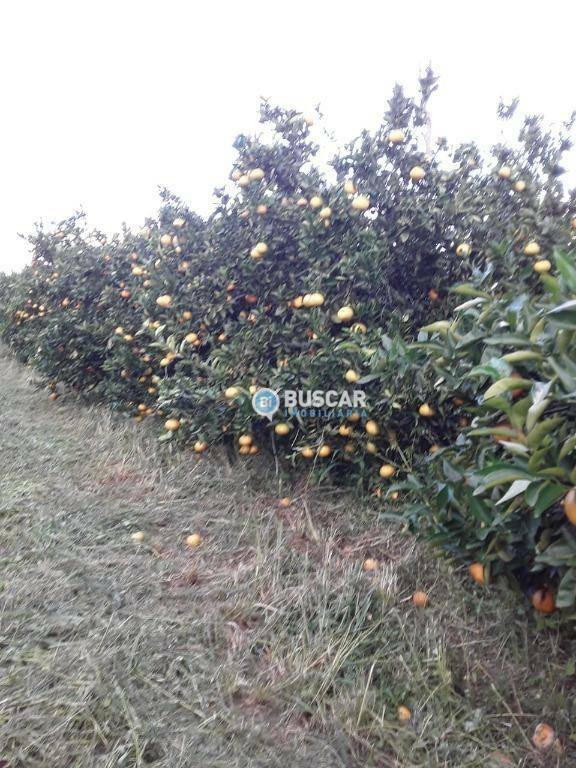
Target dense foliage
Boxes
[2,72,576,614]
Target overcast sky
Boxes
[1,0,574,273]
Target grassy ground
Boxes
[0,347,574,767]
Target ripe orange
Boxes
[397,705,411,722]
[302,292,325,308]
[456,243,471,258]
[238,434,253,447]
[131,531,145,542]
[379,464,396,478]
[351,195,370,211]
[319,206,332,219]
[165,418,181,432]
[343,179,356,194]
[563,488,576,525]
[156,294,173,308]
[338,424,352,437]
[469,562,485,585]
[409,165,426,181]
[412,591,429,607]
[498,165,511,179]
[418,403,435,418]
[278,497,292,508]
[344,369,360,383]
[514,180,526,192]
[301,446,315,459]
[337,305,354,322]
[532,722,556,751]
[363,557,378,571]
[309,195,323,209]
[160,233,173,247]
[48,392,58,402]
[194,440,208,453]
[274,423,291,436]
[317,444,331,458]
[388,129,405,143]
[365,419,379,436]
[186,533,202,548]
[524,241,541,256]
[531,588,555,614]
[533,259,551,273]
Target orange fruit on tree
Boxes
[418,403,435,417]
[409,165,426,181]
[533,259,551,273]
[344,369,360,383]
[274,423,291,436]
[351,195,370,211]
[165,418,181,432]
[156,294,173,308]
[388,128,405,143]
[363,557,378,571]
[336,305,354,322]
[317,444,331,458]
[343,179,356,194]
[531,588,555,614]
[563,488,576,525]
[379,464,396,478]
[524,241,541,256]
[365,419,379,436]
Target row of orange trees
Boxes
[2,72,576,614]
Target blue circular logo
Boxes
[252,387,280,420]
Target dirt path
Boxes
[0,347,574,767]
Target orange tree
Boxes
[403,246,576,611]
[1,72,576,610]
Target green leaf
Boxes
[450,284,491,299]
[526,417,564,449]
[526,480,566,516]
[483,334,532,346]
[496,479,532,505]
[553,250,576,293]
[556,569,576,609]
[501,350,542,363]
[559,433,576,459]
[484,377,531,400]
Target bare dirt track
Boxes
[0,347,573,767]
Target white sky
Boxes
[1,0,574,273]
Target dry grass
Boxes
[0,346,574,767]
